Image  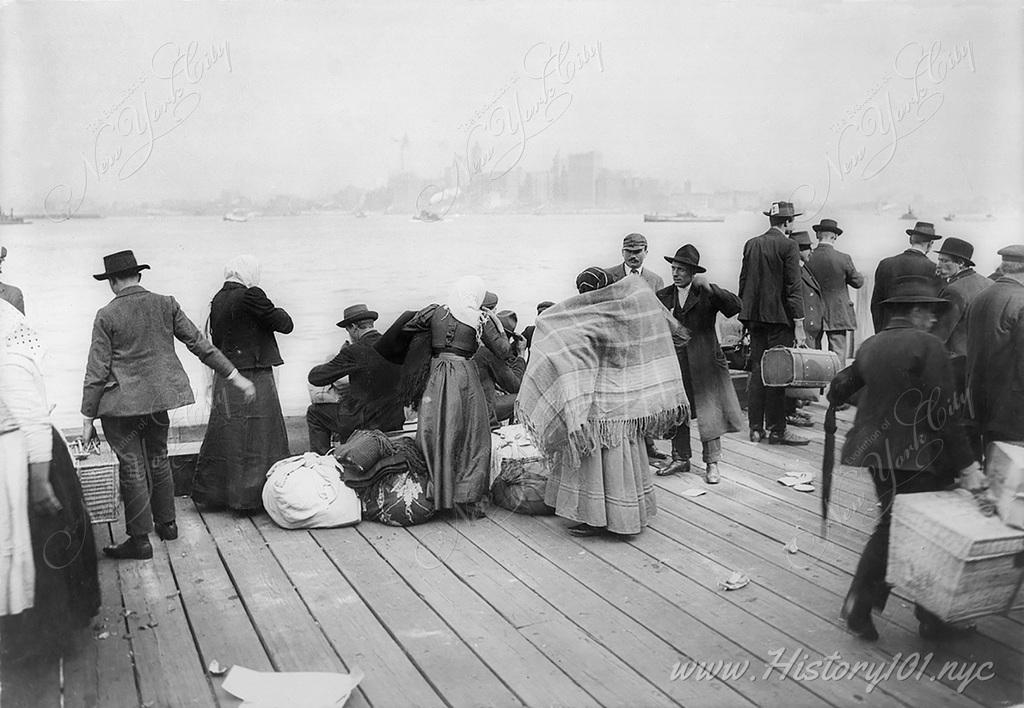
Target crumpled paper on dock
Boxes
[222,665,364,707]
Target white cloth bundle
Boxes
[262,453,361,529]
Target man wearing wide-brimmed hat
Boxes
[473,309,527,426]
[869,221,943,333]
[81,250,256,560]
[738,201,809,446]
[828,274,982,642]
[807,218,863,359]
[306,303,404,454]
[655,244,744,483]
[966,244,1024,451]
[932,236,991,357]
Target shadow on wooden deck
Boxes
[5,405,1023,707]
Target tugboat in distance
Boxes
[223,209,249,222]
[0,205,29,225]
[899,205,917,220]
[412,209,442,222]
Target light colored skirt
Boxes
[0,429,33,615]
[544,435,656,534]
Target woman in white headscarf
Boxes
[402,276,515,518]
[0,300,99,688]
[192,255,294,512]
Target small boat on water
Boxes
[412,209,442,222]
[0,206,30,225]
[643,211,724,223]
[943,213,955,222]
[223,210,249,222]
[899,205,917,220]
[354,209,367,218]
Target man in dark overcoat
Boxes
[807,218,863,358]
[785,231,823,428]
[81,250,255,560]
[656,244,744,483]
[870,221,942,333]
[474,310,527,426]
[932,237,991,358]
[828,275,982,642]
[738,201,808,445]
[966,244,1024,449]
[307,303,405,454]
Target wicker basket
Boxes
[887,491,1024,622]
[75,448,121,524]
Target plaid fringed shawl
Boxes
[516,277,690,471]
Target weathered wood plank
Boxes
[200,512,371,708]
[421,516,757,707]
[360,521,605,708]
[313,524,524,708]
[63,523,138,708]
[173,499,273,707]
[117,536,216,707]
[253,516,446,708]
[0,654,61,708]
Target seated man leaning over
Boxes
[473,309,527,427]
[306,303,405,454]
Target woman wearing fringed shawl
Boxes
[402,276,515,518]
[0,301,99,695]
[192,255,294,512]
[517,267,690,537]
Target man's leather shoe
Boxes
[748,428,766,443]
[103,535,153,560]
[705,463,720,484]
[656,459,691,476]
[786,414,814,428]
[155,521,178,540]
[915,605,975,640]
[841,593,879,641]
[768,430,810,446]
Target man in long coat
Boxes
[870,221,942,333]
[932,237,991,357]
[786,231,823,428]
[828,275,982,641]
[966,244,1024,449]
[738,201,808,445]
[807,218,863,358]
[656,244,744,483]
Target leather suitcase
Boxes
[761,346,842,388]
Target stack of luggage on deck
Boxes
[489,424,554,516]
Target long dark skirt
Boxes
[192,368,290,511]
[1,428,100,663]
[417,353,491,509]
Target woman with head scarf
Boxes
[402,276,515,518]
[192,255,294,512]
[516,267,689,536]
[0,301,100,694]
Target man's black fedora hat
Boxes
[880,275,949,306]
[663,244,707,273]
[336,303,379,328]
[93,250,150,280]
[935,237,975,267]
[905,221,941,240]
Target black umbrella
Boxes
[822,402,837,538]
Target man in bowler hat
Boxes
[306,303,405,453]
[829,275,983,641]
[966,244,1024,450]
[870,221,942,333]
[932,236,991,357]
[738,201,809,445]
[807,218,863,359]
[82,250,256,559]
[656,244,744,483]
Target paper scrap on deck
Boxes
[222,665,364,707]
[680,488,707,498]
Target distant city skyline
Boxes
[1,2,1020,219]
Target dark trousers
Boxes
[812,329,849,360]
[102,412,174,537]
[847,467,950,614]
[306,402,404,455]
[671,419,722,463]
[746,322,795,434]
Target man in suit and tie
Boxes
[807,218,863,359]
[655,244,744,483]
[605,232,668,460]
[739,201,809,445]
[81,250,256,560]
[0,245,25,314]
[605,233,666,291]
[870,221,942,333]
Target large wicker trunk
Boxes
[761,346,842,388]
[887,490,1024,622]
[986,441,1024,530]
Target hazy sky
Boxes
[1,0,1021,212]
